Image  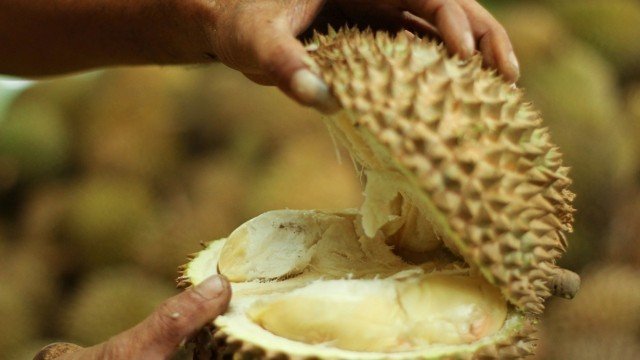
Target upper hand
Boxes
[35,275,231,360]
[193,0,519,110]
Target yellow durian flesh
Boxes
[248,275,506,352]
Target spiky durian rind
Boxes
[189,318,536,360]
[306,28,575,314]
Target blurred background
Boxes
[0,0,639,359]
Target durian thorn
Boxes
[549,268,581,299]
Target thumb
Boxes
[112,275,231,358]
[253,28,338,113]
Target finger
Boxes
[243,72,277,86]
[251,23,338,113]
[401,11,441,40]
[455,0,519,82]
[107,275,231,358]
[404,0,475,58]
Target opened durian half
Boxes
[178,28,580,359]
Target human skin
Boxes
[34,275,231,360]
[0,0,518,112]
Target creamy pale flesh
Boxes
[216,197,507,352]
[248,275,506,352]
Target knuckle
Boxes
[480,16,506,37]
[185,289,211,313]
[152,290,209,341]
[492,25,509,39]
[260,41,290,76]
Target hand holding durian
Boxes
[1,0,518,110]
[34,275,231,360]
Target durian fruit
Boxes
[179,29,579,359]
[61,267,175,345]
[544,0,640,75]
[537,264,640,360]
[59,176,155,269]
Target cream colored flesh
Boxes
[249,274,506,352]
[187,208,512,356]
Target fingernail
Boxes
[463,32,475,58]
[508,51,520,79]
[290,69,340,114]
[194,275,226,300]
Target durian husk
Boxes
[180,28,578,359]
[306,28,574,314]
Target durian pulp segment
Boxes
[248,275,506,352]
[187,209,511,355]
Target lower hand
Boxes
[35,275,231,360]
